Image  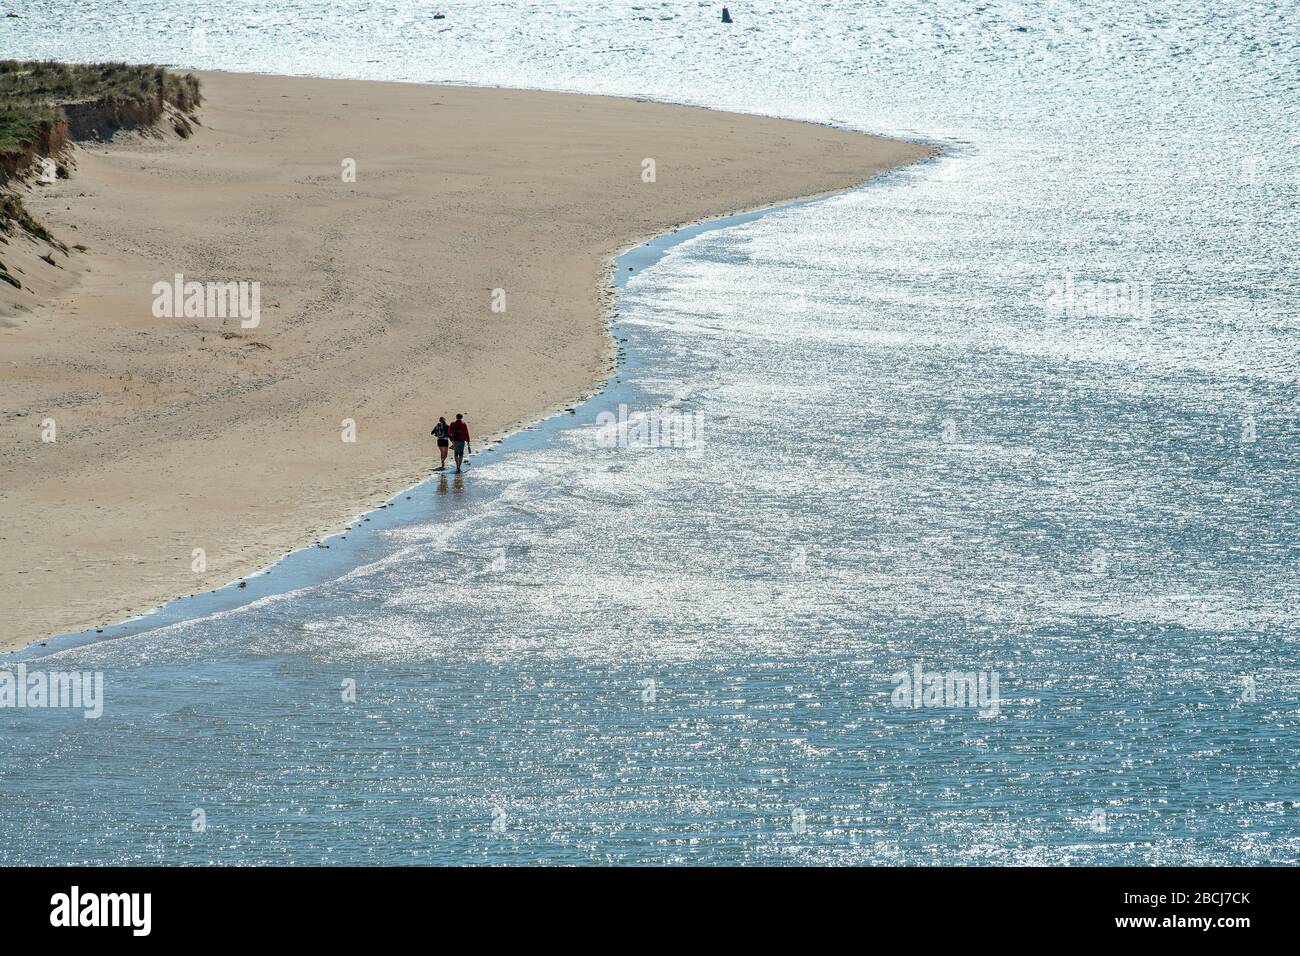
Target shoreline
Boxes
[1,70,935,653]
[10,187,882,661]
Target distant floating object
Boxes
[433,11,445,18]
[721,6,732,23]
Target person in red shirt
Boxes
[447,413,471,472]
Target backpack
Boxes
[432,421,448,439]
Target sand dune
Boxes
[0,70,932,650]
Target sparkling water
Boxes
[1,1,1297,864]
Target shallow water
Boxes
[1,1,1297,864]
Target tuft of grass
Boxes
[0,192,67,252]
[0,255,20,288]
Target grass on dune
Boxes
[0,105,55,159]
[0,59,200,117]
[0,60,202,258]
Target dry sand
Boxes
[0,70,932,651]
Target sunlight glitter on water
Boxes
[1,0,1296,863]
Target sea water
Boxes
[0,1,1296,863]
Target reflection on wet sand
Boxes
[437,474,466,496]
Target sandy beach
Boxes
[0,70,932,651]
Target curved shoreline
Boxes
[2,71,936,654]
[9,180,928,661]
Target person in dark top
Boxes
[447,413,471,472]
[430,416,450,470]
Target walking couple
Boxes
[431,413,471,472]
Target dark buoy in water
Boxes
[721,6,733,23]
